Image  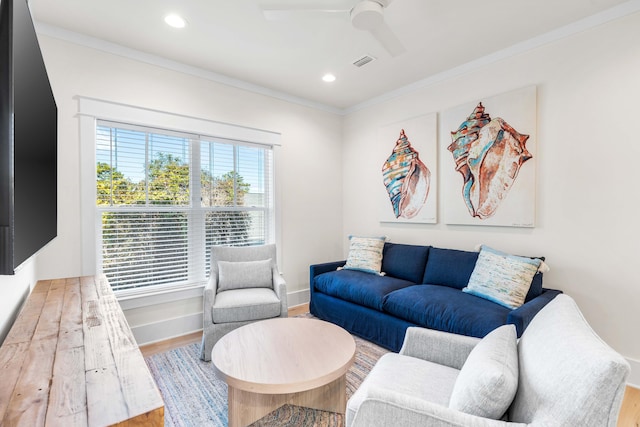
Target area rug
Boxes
[145,323,389,427]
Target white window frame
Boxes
[77,96,282,299]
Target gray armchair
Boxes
[347,294,630,426]
[200,244,287,361]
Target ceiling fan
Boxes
[259,0,406,57]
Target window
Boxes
[96,120,273,293]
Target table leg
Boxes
[289,374,347,414]
[228,385,288,427]
[227,374,348,427]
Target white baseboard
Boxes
[626,357,640,389]
[131,312,203,346]
[287,288,310,307]
[131,288,311,346]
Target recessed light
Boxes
[164,14,187,29]
[322,73,336,83]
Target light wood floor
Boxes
[139,303,640,426]
[621,386,640,427]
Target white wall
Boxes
[29,35,343,343]
[342,12,640,381]
[0,258,37,343]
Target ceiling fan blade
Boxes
[370,21,406,57]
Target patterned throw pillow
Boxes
[342,235,387,276]
[463,245,541,309]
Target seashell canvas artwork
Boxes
[441,86,536,227]
[448,102,532,219]
[382,129,431,219]
[379,113,437,224]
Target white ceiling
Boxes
[29,0,637,112]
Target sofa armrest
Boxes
[399,327,481,370]
[310,260,347,279]
[203,272,219,323]
[273,271,288,317]
[508,288,562,336]
[309,260,346,296]
[349,386,523,427]
[205,272,219,294]
[203,287,215,327]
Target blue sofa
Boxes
[309,243,561,352]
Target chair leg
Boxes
[200,326,214,361]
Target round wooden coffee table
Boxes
[211,317,356,427]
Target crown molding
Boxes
[34,0,640,117]
[344,0,640,114]
[34,22,344,116]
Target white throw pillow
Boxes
[463,245,541,309]
[449,324,518,419]
[342,235,386,276]
[217,259,273,292]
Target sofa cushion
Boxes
[217,259,273,292]
[314,270,415,311]
[422,247,479,290]
[463,246,541,309]
[381,243,430,283]
[343,235,387,275]
[525,271,544,301]
[422,247,544,301]
[383,285,509,338]
[449,324,518,419]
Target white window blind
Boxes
[96,121,274,293]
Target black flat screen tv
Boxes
[0,0,57,275]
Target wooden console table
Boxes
[0,276,164,426]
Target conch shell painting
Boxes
[448,102,532,219]
[382,129,431,219]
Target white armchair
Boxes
[347,294,630,426]
[199,244,287,361]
